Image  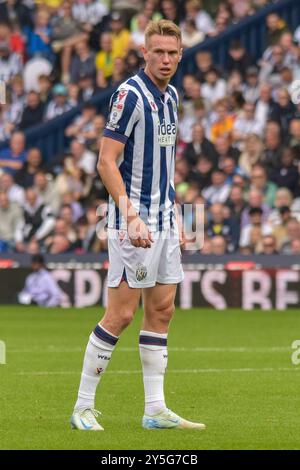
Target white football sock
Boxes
[74,324,118,411]
[139,330,168,416]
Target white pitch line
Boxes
[8,346,291,353]
[14,367,300,376]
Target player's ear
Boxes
[140,44,147,60]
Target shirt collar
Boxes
[137,68,166,100]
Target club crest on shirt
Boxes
[150,100,158,112]
[145,93,158,112]
[136,263,147,281]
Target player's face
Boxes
[143,34,182,85]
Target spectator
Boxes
[210,99,235,143]
[15,147,43,188]
[242,67,260,104]
[18,91,45,130]
[65,104,97,139]
[0,39,23,82]
[225,184,246,234]
[227,40,253,79]
[232,102,262,148]
[269,148,299,196]
[181,18,204,49]
[211,235,227,255]
[185,0,214,35]
[10,74,26,128]
[129,13,149,49]
[290,238,300,255]
[269,87,295,135]
[38,74,53,105]
[24,8,54,62]
[0,131,27,176]
[0,172,24,206]
[130,0,162,32]
[202,169,231,205]
[239,134,264,176]
[272,205,292,250]
[259,234,278,254]
[110,11,131,59]
[289,119,300,150]
[0,190,23,251]
[250,164,277,208]
[18,254,64,307]
[266,13,288,47]
[189,156,214,190]
[254,83,276,130]
[183,123,218,167]
[54,155,92,200]
[194,50,213,83]
[95,32,115,81]
[48,234,71,253]
[45,83,72,120]
[44,216,77,250]
[207,203,239,252]
[34,170,61,215]
[15,187,55,250]
[214,135,240,165]
[261,121,283,171]
[72,0,108,30]
[70,39,96,84]
[74,204,107,252]
[259,45,286,87]
[281,218,300,254]
[239,207,272,251]
[201,67,227,109]
[69,138,97,176]
[241,188,271,228]
[221,157,241,184]
[0,21,25,59]
[51,0,84,83]
[267,187,294,227]
[161,0,180,25]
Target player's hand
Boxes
[179,229,186,250]
[128,216,153,249]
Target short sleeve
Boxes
[103,88,140,144]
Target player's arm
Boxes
[97,137,153,248]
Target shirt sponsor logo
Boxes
[157,119,177,146]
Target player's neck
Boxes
[144,67,169,93]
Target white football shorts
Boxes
[107,226,184,288]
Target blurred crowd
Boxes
[1,0,300,256]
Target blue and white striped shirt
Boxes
[103,69,179,232]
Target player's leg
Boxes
[139,228,205,430]
[71,282,141,431]
[140,282,205,430]
[140,282,176,417]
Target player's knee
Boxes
[119,308,135,327]
[155,302,175,325]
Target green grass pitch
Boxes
[1,305,300,450]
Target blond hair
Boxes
[145,19,181,45]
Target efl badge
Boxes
[136,263,147,281]
[117,89,128,101]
